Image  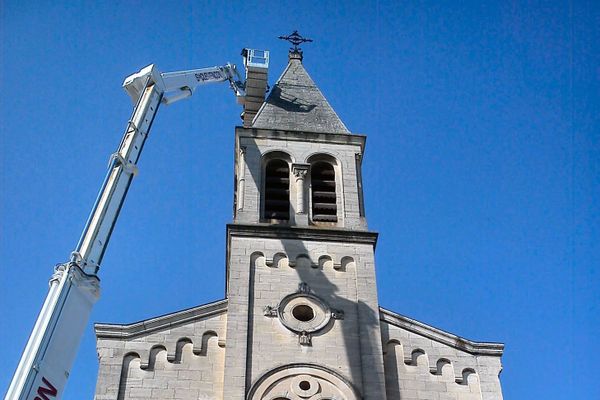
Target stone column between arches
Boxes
[292,163,310,226]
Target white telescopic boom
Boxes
[5,73,162,400]
[5,53,268,400]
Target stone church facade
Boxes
[93,49,504,400]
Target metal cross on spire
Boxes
[278,30,313,53]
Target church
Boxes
[93,43,505,400]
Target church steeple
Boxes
[224,45,387,398]
[233,48,366,230]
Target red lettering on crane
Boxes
[33,377,57,400]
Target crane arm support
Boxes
[5,264,100,400]
[123,64,245,106]
[75,80,162,273]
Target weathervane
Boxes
[278,30,313,53]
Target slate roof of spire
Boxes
[251,54,350,134]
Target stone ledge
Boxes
[236,126,366,150]
[95,299,228,339]
[227,223,378,247]
[380,307,504,356]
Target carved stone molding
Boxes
[247,363,361,400]
[236,146,247,211]
[292,163,309,179]
[263,282,342,346]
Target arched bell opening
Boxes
[262,157,291,221]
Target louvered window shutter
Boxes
[311,162,337,222]
[264,160,290,220]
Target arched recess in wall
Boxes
[306,153,341,225]
[117,352,141,400]
[262,151,292,221]
[247,363,360,400]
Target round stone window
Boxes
[278,293,331,334]
[291,375,319,397]
[299,380,311,390]
[292,305,315,322]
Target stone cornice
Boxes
[235,126,367,152]
[379,307,504,356]
[227,223,378,247]
[95,299,228,339]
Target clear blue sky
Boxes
[1,1,598,399]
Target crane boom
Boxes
[6,52,269,400]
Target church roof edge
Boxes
[95,299,228,339]
[380,307,505,356]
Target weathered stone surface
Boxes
[233,127,368,231]
[94,301,227,400]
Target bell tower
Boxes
[223,36,387,399]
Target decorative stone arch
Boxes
[143,344,167,370]
[247,363,361,400]
[339,256,355,272]
[303,151,339,166]
[263,149,295,163]
[169,337,193,362]
[117,352,142,400]
[318,254,333,270]
[305,153,344,226]
[407,348,428,367]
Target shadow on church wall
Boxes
[239,137,382,399]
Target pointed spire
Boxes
[251,46,349,134]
